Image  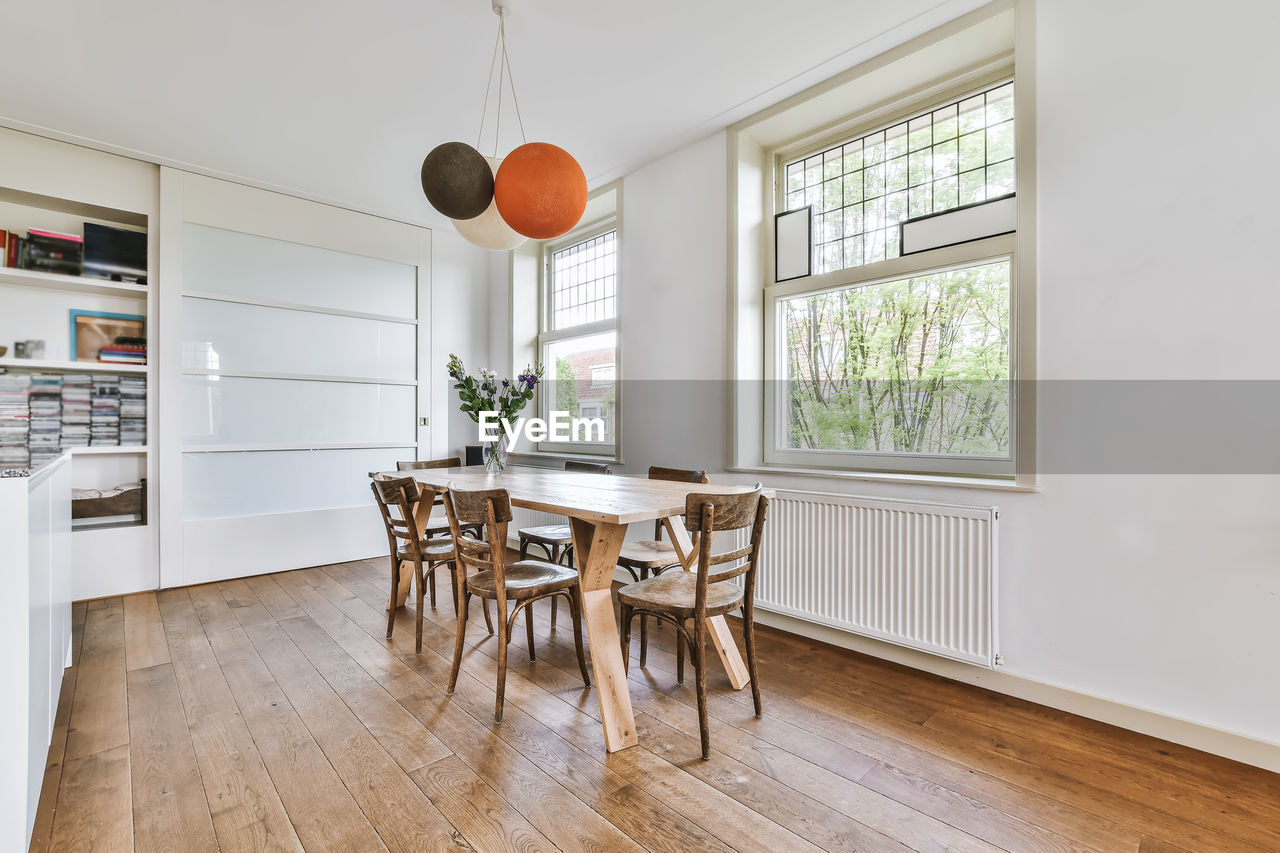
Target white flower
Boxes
[481,368,496,381]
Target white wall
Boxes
[430,227,493,461]
[488,0,1280,764]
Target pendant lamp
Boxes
[419,1,587,248]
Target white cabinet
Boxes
[0,455,72,852]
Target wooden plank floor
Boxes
[30,558,1280,852]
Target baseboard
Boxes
[751,607,1280,775]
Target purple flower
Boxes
[502,378,510,388]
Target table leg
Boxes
[569,517,637,752]
[663,517,751,691]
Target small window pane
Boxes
[842,144,864,173]
[885,190,908,227]
[864,132,886,165]
[986,120,1015,163]
[886,124,909,160]
[933,140,958,178]
[864,163,885,198]
[959,168,987,205]
[842,235,864,267]
[909,184,932,218]
[933,104,958,142]
[885,156,908,193]
[933,176,959,212]
[843,171,864,204]
[908,115,932,152]
[958,131,986,173]
[823,179,843,211]
[986,83,1014,124]
[804,156,823,187]
[824,149,843,181]
[908,149,933,186]
[986,160,1015,196]
[843,204,864,236]
[959,95,986,134]
[866,229,887,263]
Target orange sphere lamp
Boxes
[495,143,587,239]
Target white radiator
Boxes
[753,490,1000,668]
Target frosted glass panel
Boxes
[183,448,402,519]
[182,297,416,380]
[182,375,416,446]
[183,223,416,318]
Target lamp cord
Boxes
[500,15,528,147]
[475,24,502,153]
[475,9,527,158]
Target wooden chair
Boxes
[517,459,613,627]
[369,475,458,655]
[618,485,769,759]
[616,466,709,667]
[443,483,591,723]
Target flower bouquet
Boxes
[446,353,544,473]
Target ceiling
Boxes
[0,0,986,227]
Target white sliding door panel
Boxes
[181,298,416,380]
[181,375,415,446]
[159,168,432,589]
[182,506,387,586]
[182,223,417,318]
[183,448,404,519]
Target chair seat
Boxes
[518,524,573,546]
[617,539,681,569]
[466,559,579,600]
[617,571,744,619]
[398,535,454,561]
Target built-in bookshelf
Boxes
[0,167,156,563]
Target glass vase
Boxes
[483,438,507,474]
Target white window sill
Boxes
[727,464,1038,492]
[509,450,623,468]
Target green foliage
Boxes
[446,354,543,424]
[554,356,579,415]
[783,261,1010,455]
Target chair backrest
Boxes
[683,485,768,617]
[397,457,462,471]
[648,465,708,539]
[565,460,612,474]
[394,458,461,512]
[442,482,514,603]
[370,476,426,561]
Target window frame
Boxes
[763,69,1020,479]
[535,217,620,456]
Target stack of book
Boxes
[61,374,92,449]
[90,375,121,446]
[0,373,31,470]
[119,376,146,445]
[0,228,85,275]
[24,229,83,276]
[98,334,146,365]
[28,374,63,467]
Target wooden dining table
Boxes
[379,464,763,753]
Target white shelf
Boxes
[0,266,147,298]
[0,357,146,374]
[70,446,149,456]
